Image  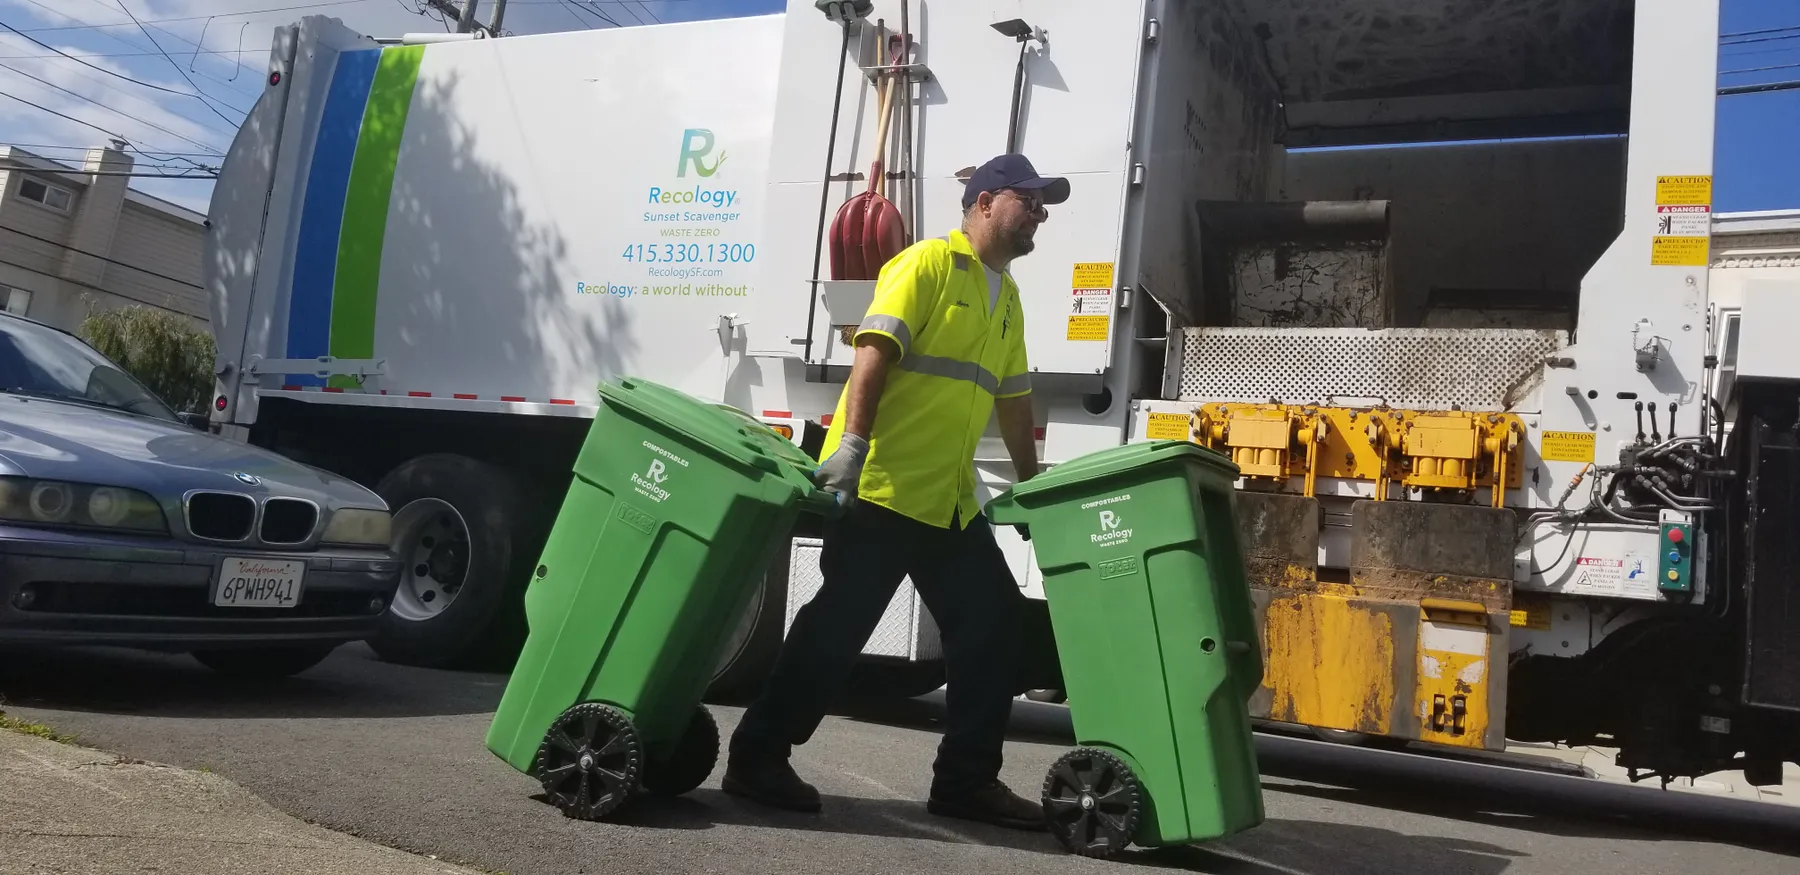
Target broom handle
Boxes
[869,58,897,194]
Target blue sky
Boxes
[1716,0,1800,212]
[0,0,1793,213]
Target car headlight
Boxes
[322,508,392,546]
[0,477,167,533]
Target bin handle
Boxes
[802,487,847,519]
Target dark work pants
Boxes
[729,499,1026,797]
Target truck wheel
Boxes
[370,454,535,669]
[705,541,791,704]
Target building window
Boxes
[15,177,73,212]
[1,286,30,316]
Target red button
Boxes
[1669,528,1685,543]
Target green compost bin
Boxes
[986,439,1264,858]
[484,376,832,821]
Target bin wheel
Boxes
[640,705,720,797]
[534,702,642,821]
[1041,748,1144,859]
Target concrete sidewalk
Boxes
[0,724,484,875]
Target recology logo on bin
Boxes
[631,440,689,503]
[1082,494,1134,548]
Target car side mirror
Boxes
[177,411,209,431]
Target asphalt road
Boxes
[3,643,1799,875]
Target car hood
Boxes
[0,395,380,508]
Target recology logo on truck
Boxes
[575,127,754,300]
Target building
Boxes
[1707,209,1800,422]
[0,141,208,332]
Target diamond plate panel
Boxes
[784,538,941,660]
[1177,327,1567,410]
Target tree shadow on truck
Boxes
[243,67,640,674]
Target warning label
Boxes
[1071,262,1115,290]
[1652,235,1709,267]
[1657,204,1711,237]
[1509,594,1552,630]
[1656,175,1712,206]
[1572,557,1624,594]
[1620,550,1659,598]
[1540,430,1596,463]
[1066,315,1109,341]
[1145,412,1190,441]
[1070,288,1112,316]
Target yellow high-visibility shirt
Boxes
[820,230,1031,529]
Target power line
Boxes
[0,161,217,179]
[1721,24,1800,39]
[1719,79,1800,96]
[0,21,243,116]
[0,89,215,168]
[42,0,262,103]
[1720,61,1800,75]
[0,225,206,291]
[1,142,220,157]
[108,0,241,126]
[0,61,225,156]
[12,1,379,33]
[0,53,237,143]
[0,255,196,316]
[1720,33,1800,48]
[0,48,274,62]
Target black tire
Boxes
[843,658,946,701]
[535,701,642,821]
[1025,689,1067,704]
[369,454,540,669]
[705,541,792,704]
[191,643,338,678]
[640,705,720,797]
[1042,747,1145,859]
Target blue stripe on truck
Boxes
[286,48,380,386]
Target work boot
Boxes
[926,780,1047,831]
[721,756,822,813]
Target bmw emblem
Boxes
[233,472,261,486]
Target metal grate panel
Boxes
[785,538,942,661]
[1176,327,1567,410]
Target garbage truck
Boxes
[205,0,1800,785]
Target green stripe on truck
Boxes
[330,44,424,388]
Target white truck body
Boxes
[207,0,1800,782]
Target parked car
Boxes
[0,311,401,677]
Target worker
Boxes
[722,154,1068,831]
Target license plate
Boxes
[215,557,306,608]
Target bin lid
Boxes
[1002,439,1238,502]
[596,377,820,483]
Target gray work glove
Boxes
[812,433,869,509]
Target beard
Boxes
[1004,221,1038,257]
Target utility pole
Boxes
[422,0,498,36]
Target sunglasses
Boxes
[994,188,1047,214]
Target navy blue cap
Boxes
[961,153,1070,209]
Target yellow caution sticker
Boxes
[1071,262,1115,290]
[1510,594,1553,630]
[1145,412,1190,441]
[1652,236,1709,267]
[1066,315,1109,341]
[1540,430,1596,463]
[1656,175,1712,206]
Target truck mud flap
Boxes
[1241,495,1514,751]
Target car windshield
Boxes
[0,316,179,422]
